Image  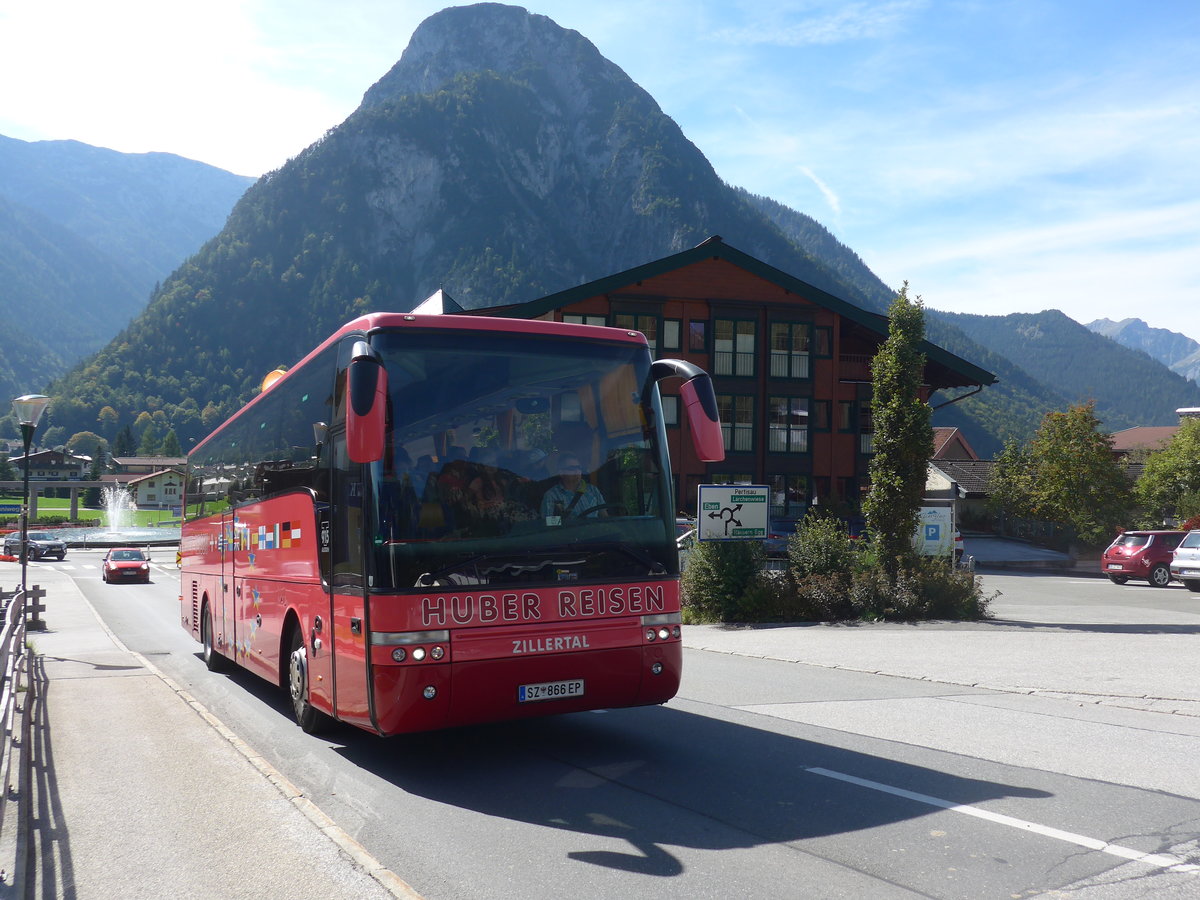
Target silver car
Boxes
[3,530,67,561]
[1168,530,1200,592]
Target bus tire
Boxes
[202,603,228,672]
[287,627,328,734]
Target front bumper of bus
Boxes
[369,638,682,736]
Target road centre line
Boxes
[806,767,1199,873]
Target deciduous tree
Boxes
[1134,417,1200,525]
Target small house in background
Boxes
[110,456,188,475]
[12,448,89,481]
[127,468,184,511]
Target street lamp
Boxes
[12,394,50,597]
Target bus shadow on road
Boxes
[331,703,1051,877]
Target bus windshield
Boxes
[367,328,675,590]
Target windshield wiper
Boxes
[416,555,587,587]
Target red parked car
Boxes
[1101,530,1186,587]
[101,548,151,584]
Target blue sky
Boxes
[2,1,1197,332]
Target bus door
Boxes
[216,510,235,663]
[307,426,371,728]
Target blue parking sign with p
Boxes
[925,524,941,541]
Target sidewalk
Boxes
[14,565,415,900]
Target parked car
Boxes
[101,548,151,584]
[2,530,66,561]
[1101,530,1185,587]
[764,517,801,557]
[1168,530,1200,592]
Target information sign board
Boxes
[696,485,769,541]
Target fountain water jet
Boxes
[102,484,133,533]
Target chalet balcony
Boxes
[839,353,873,381]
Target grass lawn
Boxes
[0,494,179,528]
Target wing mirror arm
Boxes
[647,359,724,462]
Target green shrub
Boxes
[787,515,862,577]
[681,540,769,623]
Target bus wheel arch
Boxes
[284,614,329,734]
[201,597,228,672]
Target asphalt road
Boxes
[44,553,1200,899]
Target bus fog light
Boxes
[412,647,427,661]
[430,646,445,660]
[391,648,407,663]
[657,627,670,640]
[423,685,437,700]
[651,662,663,675]
[645,628,656,642]
[672,626,681,638]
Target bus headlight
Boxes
[430,646,445,661]
[412,647,427,662]
[391,648,407,663]
[657,627,670,641]
[645,628,656,642]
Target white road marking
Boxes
[806,767,1200,872]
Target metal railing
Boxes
[0,586,33,895]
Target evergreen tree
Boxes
[84,451,103,508]
[137,422,163,456]
[0,453,13,482]
[112,425,134,458]
[863,283,933,577]
[160,429,183,457]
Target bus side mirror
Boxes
[346,348,387,463]
[648,359,725,463]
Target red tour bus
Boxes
[180,312,722,735]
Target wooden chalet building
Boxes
[444,237,996,517]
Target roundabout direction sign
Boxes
[696,484,769,541]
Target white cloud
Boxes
[715,0,927,46]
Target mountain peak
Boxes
[361,3,630,115]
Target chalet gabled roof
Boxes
[482,236,997,388]
[1109,425,1178,454]
[929,460,995,497]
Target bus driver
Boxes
[540,454,606,521]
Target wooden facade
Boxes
[468,237,996,518]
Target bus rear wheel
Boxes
[287,628,329,734]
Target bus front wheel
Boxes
[288,628,328,734]
[202,604,227,672]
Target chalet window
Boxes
[859,401,874,454]
[717,394,754,452]
[613,313,658,353]
[661,394,679,426]
[814,327,833,357]
[714,319,755,377]
[688,321,708,353]
[769,323,810,379]
[837,401,855,431]
[767,396,809,453]
[710,472,753,486]
[562,314,606,327]
[811,400,831,431]
[768,474,809,517]
[663,319,682,351]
